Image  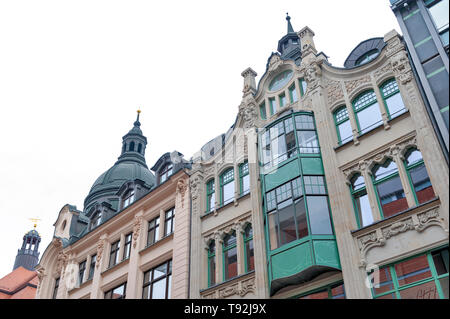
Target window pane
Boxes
[395,255,432,287]
[376,176,408,218]
[151,278,167,299]
[406,150,423,166]
[356,103,383,134]
[331,284,346,299]
[385,93,406,118]
[276,182,292,203]
[279,94,286,107]
[409,164,435,204]
[289,85,298,103]
[295,115,315,130]
[439,277,449,299]
[428,0,449,31]
[268,212,279,250]
[223,182,235,205]
[154,263,168,280]
[295,198,308,238]
[224,247,238,280]
[266,190,277,212]
[292,177,303,199]
[297,131,319,153]
[299,289,328,299]
[209,256,216,286]
[271,136,287,164]
[307,196,333,235]
[373,267,394,295]
[355,192,374,227]
[246,239,254,272]
[374,160,398,180]
[304,176,326,194]
[242,175,250,194]
[338,120,353,144]
[432,248,449,275]
[354,91,377,111]
[209,193,215,211]
[399,280,439,299]
[278,199,297,246]
[352,175,365,191]
[376,293,396,299]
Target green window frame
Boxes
[259,102,267,120]
[243,224,254,273]
[269,97,277,115]
[295,281,346,299]
[404,148,436,205]
[222,231,238,281]
[289,83,298,103]
[369,247,449,299]
[207,241,216,287]
[279,92,287,108]
[220,168,235,206]
[380,78,406,119]
[239,161,250,195]
[206,179,215,213]
[371,159,408,220]
[333,106,353,145]
[352,90,383,135]
[350,174,374,228]
[299,78,307,96]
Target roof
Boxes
[0,267,38,299]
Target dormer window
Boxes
[90,211,102,230]
[123,189,135,208]
[159,164,173,184]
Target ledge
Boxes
[199,270,255,296]
[101,257,130,277]
[350,197,441,237]
[201,192,251,220]
[67,278,93,294]
[138,233,173,255]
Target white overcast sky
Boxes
[0,0,400,278]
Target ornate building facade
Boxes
[35,15,449,300]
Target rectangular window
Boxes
[334,107,353,144]
[303,176,327,194]
[147,217,160,246]
[370,247,449,299]
[354,191,374,227]
[223,234,238,280]
[289,84,298,103]
[409,164,435,204]
[239,162,250,195]
[356,102,383,134]
[221,169,235,206]
[123,233,132,261]
[78,260,86,285]
[259,102,267,120]
[105,282,127,299]
[427,0,449,46]
[109,240,120,268]
[206,180,215,212]
[307,196,333,235]
[376,176,408,218]
[299,78,307,96]
[88,254,96,280]
[279,93,286,108]
[208,242,216,287]
[269,97,277,115]
[142,260,172,299]
[244,227,254,273]
[164,207,175,236]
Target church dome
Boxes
[83,111,155,212]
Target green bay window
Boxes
[223,232,238,280]
[206,179,215,212]
[350,174,374,228]
[208,241,216,287]
[334,106,353,145]
[372,159,408,219]
[220,168,235,206]
[239,161,250,195]
[370,247,449,299]
[380,78,406,119]
[295,114,320,154]
[404,148,436,204]
[353,90,383,134]
[244,225,254,273]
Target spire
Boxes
[116,110,148,167]
[13,224,41,271]
[134,108,141,127]
[286,13,294,33]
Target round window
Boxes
[268,70,293,92]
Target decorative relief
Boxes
[373,62,393,81]
[391,52,413,85]
[356,206,447,268]
[325,79,344,106]
[189,174,204,201]
[201,276,256,299]
[267,54,283,75]
[239,102,258,129]
[304,62,322,91]
[344,75,371,96]
[132,215,143,248]
[96,239,105,269]
[176,178,188,207]
[385,35,404,58]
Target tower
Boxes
[13,223,41,271]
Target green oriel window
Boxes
[352,90,383,134]
[404,148,436,205]
[244,225,254,273]
[220,168,235,206]
[372,159,408,219]
[380,78,406,119]
[334,106,353,145]
[350,174,374,228]
[223,232,238,281]
[206,179,215,213]
[239,161,250,195]
[208,241,216,287]
[370,247,449,299]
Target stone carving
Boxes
[176,178,188,207]
[325,79,344,106]
[267,54,283,75]
[373,62,393,81]
[304,63,322,91]
[239,103,258,129]
[56,250,69,274]
[96,239,105,269]
[132,215,143,248]
[385,35,404,58]
[201,276,256,299]
[189,174,203,200]
[344,75,371,96]
[391,52,413,85]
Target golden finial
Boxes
[29,218,41,229]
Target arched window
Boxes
[244,225,254,273]
[334,106,353,145]
[404,148,435,204]
[129,141,135,152]
[207,241,216,287]
[122,143,127,154]
[220,168,235,206]
[223,232,237,280]
[159,163,173,184]
[137,143,142,154]
[239,161,250,195]
[206,179,215,212]
[350,174,373,228]
[355,49,379,66]
[122,189,135,209]
[380,78,406,119]
[352,91,383,134]
[372,159,408,219]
